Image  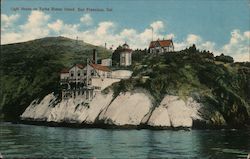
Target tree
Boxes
[215,53,234,63]
[111,45,122,66]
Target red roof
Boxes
[60,68,69,73]
[149,41,156,48]
[90,64,111,72]
[75,64,85,69]
[149,39,173,48]
[60,64,85,73]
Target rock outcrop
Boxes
[98,92,152,125]
[147,96,201,128]
[21,90,203,129]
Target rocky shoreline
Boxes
[19,89,250,130]
[20,90,205,129]
[18,119,189,130]
[16,119,249,130]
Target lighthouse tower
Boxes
[120,43,132,66]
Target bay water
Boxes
[0,122,249,158]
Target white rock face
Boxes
[21,90,202,128]
[147,107,171,127]
[111,70,133,79]
[148,96,202,127]
[98,92,152,125]
[21,94,55,120]
[83,92,113,124]
[21,92,113,123]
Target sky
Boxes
[1,0,250,61]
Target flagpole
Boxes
[151,27,154,41]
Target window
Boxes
[77,70,81,76]
[122,57,125,64]
[70,71,74,77]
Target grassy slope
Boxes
[0,36,112,120]
[110,46,250,127]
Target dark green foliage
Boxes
[110,45,250,127]
[132,49,148,64]
[112,79,130,98]
[0,36,112,121]
[111,45,122,67]
[215,53,234,63]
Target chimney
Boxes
[93,49,97,64]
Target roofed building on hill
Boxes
[90,64,112,78]
[149,39,174,54]
[59,48,114,100]
[60,64,86,84]
[59,62,112,99]
[59,47,133,101]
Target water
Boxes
[0,122,249,158]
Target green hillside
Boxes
[0,36,112,120]
[110,45,250,128]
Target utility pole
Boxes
[86,58,89,88]
[151,27,154,41]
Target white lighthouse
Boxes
[120,43,132,66]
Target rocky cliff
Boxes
[21,89,202,129]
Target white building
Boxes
[60,68,70,80]
[90,64,112,79]
[149,39,174,54]
[68,64,85,83]
[101,58,112,66]
[60,63,113,98]
[120,43,132,66]
[60,64,86,84]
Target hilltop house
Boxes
[149,39,174,54]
